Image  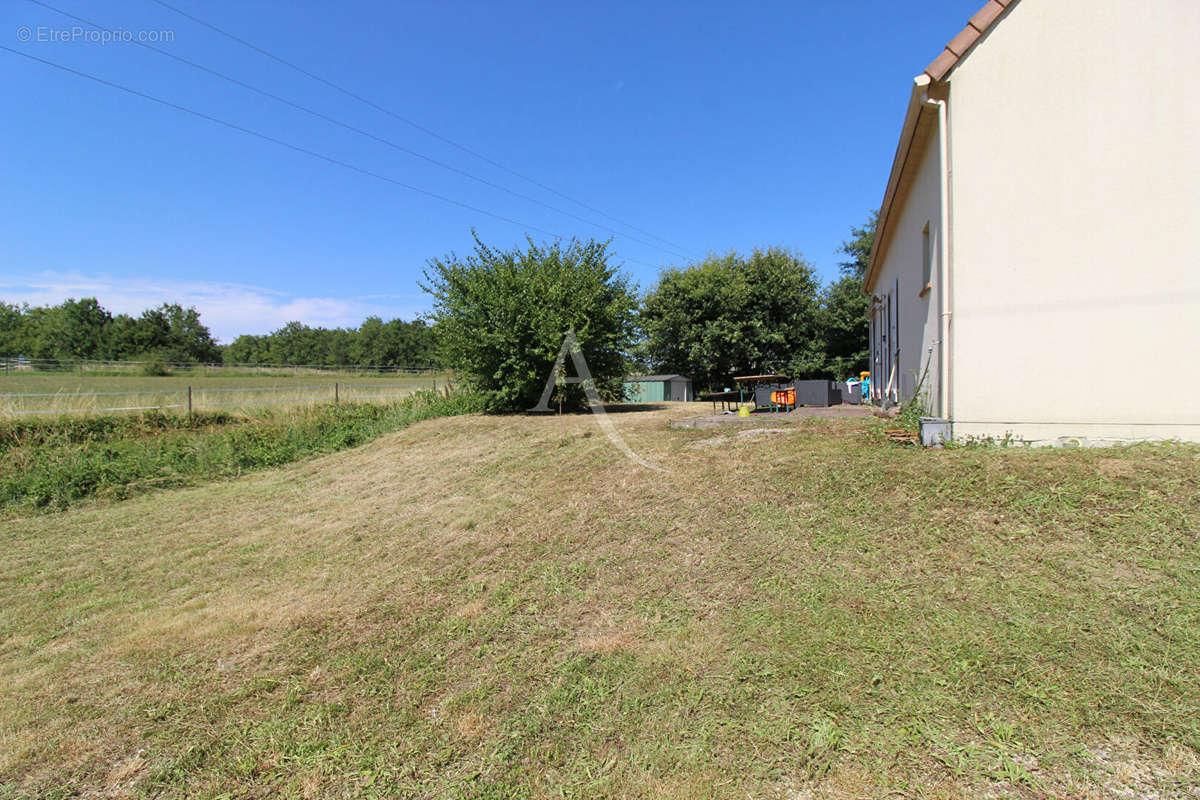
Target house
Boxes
[865,0,1200,445]
[623,374,692,403]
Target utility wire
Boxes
[147,0,694,257]
[1,44,671,267]
[26,0,689,262]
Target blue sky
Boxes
[1,0,981,342]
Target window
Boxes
[920,222,932,298]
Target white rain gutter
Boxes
[925,96,952,419]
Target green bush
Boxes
[421,233,638,411]
[140,357,170,377]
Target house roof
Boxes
[864,0,1020,291]
[925,0,1016,81]
[625,374,688,382]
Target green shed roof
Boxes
[624,374,689,382]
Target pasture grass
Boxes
[0,372,448,416]
[0,408,1197,798]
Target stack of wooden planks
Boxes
[884,429,918,445]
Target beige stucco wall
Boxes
[869,128,943,408]
[944,0,1200,444]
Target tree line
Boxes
[0,300,437,368]
[223,318,435,368]
[0,299,223,364]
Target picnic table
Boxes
[698,389,740,413]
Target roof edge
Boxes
[864,0,1019,293]
[863,74,932,293]
[624,374,688,382]
[925,0,1016,81]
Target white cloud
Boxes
[0,270,429,343]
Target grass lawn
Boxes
[1,408,1197,798]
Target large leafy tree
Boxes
[640,247,823,391]
[814,210,877,378]
[837,209,878,281]
[0,303,34,356]
[818,275,870,378]
[27,298,112,360]
[421,232,638,411]
[127,303,222,362]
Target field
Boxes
[0,372,446,416]
[1,408,1198,798]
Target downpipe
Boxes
[925,96,952,420]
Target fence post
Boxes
[187,385,192,417]
[334,382,339,404]
[433,377,437,392]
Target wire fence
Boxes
[0,357,437,377]
[0,379,441,417]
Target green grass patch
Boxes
[0,390,484,513]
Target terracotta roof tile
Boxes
[946,25,982,57]
[926,49,960,82]
[924,0,1016,81]
[969,0,1007,31]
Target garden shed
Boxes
[623,374,692,403]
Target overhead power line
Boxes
[25,0,691,262]
[2,43,669,267]
[147,0,694,257]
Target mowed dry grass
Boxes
[1,408,1198,799]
